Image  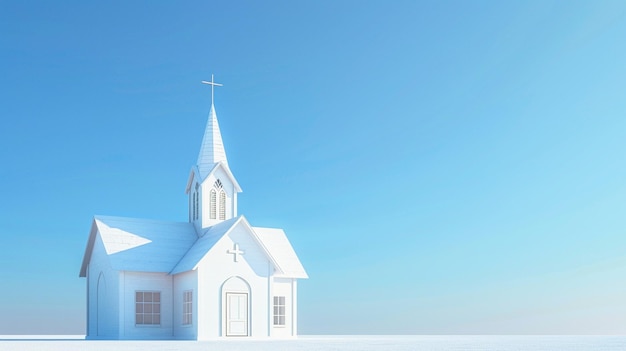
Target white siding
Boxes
[119,271,173,340]
[86,233,120,339]
[271,278,295,338]
[173,270,198,339]
[195,222,271,339]
[292,280,298,336]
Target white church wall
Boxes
[173,270,198,340]
[271,278,296,338]
[196,222,272,339]
[119,271,173,340]
[292,280,298,336]
[87,234,120,339]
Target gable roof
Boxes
[79,216,197,277]
[80,215,307,279]
[169,216,241,274]
[185,162,242,194]
[254,227,308,279]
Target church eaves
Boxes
[197,103,228,179]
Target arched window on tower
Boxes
[210,189,217,219]
[192,192,196,220]
[194,183,200,220]
[219,190,226,220]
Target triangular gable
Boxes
[170,215,281,275]
[79,216,198,277]
[253,227,308,279]
[185,162,242,194]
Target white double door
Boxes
[226,292,248,336]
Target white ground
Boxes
[0,335,624,351]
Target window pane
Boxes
[279,316,285,325]
[279,296,285,305]
[154,303,160,313]
[154,293,160,302]
[145,293,152,302]
[145,304,152,313]
[136,304,143,313]
[154,314,161,325]
[136,292,143,302]
[136,314,143,324]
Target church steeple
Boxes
[197,75,227,178]
[188,76,242,230]
[197,103,227,178]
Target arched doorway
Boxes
[221,276,250,337]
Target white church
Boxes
[79,78,308,340]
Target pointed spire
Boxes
[197,103,228,178]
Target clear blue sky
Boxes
[1,1,626,335]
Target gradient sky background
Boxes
[1,1,626,335]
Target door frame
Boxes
[225,292,249,337]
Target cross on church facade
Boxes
[227,243,245,262]
[201,74,223,105]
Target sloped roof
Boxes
[80,215,307,279]
[254,227,308,279]
[79,216,197,277]
[185,162,242,194]
[197,104,227,179]
[169,216,240,274]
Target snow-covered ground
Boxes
[0,335,624,351]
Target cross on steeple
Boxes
[227,243,245,262]
[201,74,223,106]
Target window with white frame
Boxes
[210,189,216,219]
[219,190,226,220]
[192,192,197,220]
[194,183,200,220]
[273,296,285,326]
[183,290,193,325]
[135,291,161,325]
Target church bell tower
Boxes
[186,75,242,232]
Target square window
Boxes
[135,291,161,325]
